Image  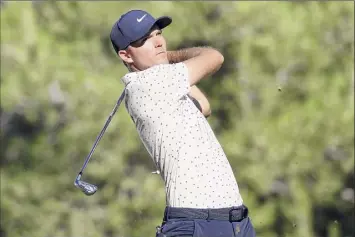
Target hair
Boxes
[122,60,133,72]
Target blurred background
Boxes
[0,1,354,237]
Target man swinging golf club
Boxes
[109,9,257,237]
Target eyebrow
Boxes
[148,28,162,36]
[142,28,162,41]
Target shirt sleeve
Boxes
[141,62,190,102]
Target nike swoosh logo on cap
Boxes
[137,14,147,22]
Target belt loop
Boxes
[207,209,210,221]
[167,206,170,221]
[163,206,169,222]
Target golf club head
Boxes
[74,176,98,196]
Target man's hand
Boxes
[188,85,211,118]
[188,95,203,112]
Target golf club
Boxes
[74,89,126,196]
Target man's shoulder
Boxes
[121,63,188,91]
[143,62,187,75]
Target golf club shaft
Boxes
[78,89,126,175]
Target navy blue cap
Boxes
[110,10,172,53]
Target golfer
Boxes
[110,9,256,237]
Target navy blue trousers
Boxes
[156,213,256,237]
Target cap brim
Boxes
[155,16,172,29]
[130,16,172,46]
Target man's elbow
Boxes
[210,49,224,71]
[216,51,224,65]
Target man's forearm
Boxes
[167,47,211,64]
[168,46,224,86]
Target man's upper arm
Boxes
[183,48,224,86]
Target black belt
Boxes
[163,204,249,222]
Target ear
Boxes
[118,49,133,64]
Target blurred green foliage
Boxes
[1,1,354,237]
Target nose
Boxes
[155,42,162,48]
[154,36,163,48]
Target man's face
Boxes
[119,25,169,71]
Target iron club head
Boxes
[74,174,98,196]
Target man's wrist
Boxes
[167,50,182,64]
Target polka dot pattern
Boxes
[121,63,243,208]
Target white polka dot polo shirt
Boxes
[121,62,243,208]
